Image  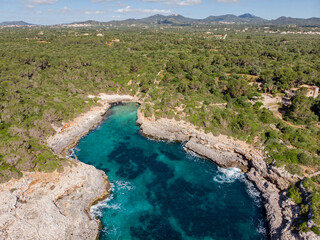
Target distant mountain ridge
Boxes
[270,16,320,26]
[204,13,265,23]
[70,14,320,27]
[1,14,320,27]
[0,21,34,26]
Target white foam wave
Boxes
[90,197,120,218]
[66,147,76,158]
[257,219,267,236]
[183,146,202,159]
[101,225,123,240]
[213,167,263,207]
[213,167,242,184]
[90,180,135,218]
[115,180,135,191]
[73,146,80,152]
[241,177,262,207]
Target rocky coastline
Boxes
[136,108,319,240]
[47,94,135,156]
[0,162,111,240]
[0,94,133,240]
[1,93,318,239]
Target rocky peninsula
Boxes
[0,161,110,240]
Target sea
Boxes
[73,102,268,240]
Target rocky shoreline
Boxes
[1,94,318,239]
[0,94,133,240]
[47,94,135,156]
[136,108,319,240]
[0,162,111,240]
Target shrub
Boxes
[286,164,303,176]
[253,101,263,109]
[312,226,320,236]
[288,185,303,204]
[298,152,313,166]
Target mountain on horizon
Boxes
[0,21,34,26]
[105,13,320,26]
[271,16,320,26]
[203,13,265,23]
[2,14,320,27]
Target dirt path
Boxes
[261,94,306,129]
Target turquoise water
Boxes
[74,103,268,240]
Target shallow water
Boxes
[74,103,267,240]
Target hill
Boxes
[0,21,34,26]
[271,16,320,26]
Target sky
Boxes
[0,0,320,25]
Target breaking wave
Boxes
[213,166,262,207]
[241,177,262,207]
[90,181,134,218]
[213,167,242,184]
[183,146,203,159]
[257,219,267,237]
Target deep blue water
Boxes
[74,103,268,240]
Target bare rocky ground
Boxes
[136,108,320,240]
[0,161,111,240]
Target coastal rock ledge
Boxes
[0,161,110,240]
[136,108,319,240]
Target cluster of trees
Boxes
[138,32,320,173]
[284,88,320,124]
[0,28,162,181]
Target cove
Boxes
[73,103,268,240]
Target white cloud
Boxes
[115,6,172,14]
[91,0,113,2]
[216,0,239,3]
[21,0,59,9]
[28,0,59,4]
[84,10,108,14]
[24,4,36,8]
[59,6,70,13]
[143,0,202,6]
[174,0,201,6]
[92,0,201,6]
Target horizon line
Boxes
[1,13,320,26]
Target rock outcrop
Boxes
[136,108,319,240]
[0,161,111,240]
